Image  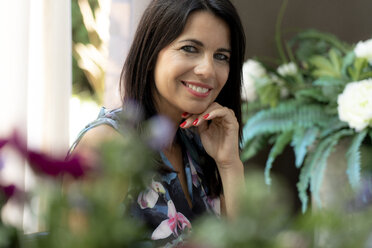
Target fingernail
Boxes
[192,119,199,126]
[180,121,187,128]
[181,112,189,118]
[203,114,209,119]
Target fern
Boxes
[297,129,354,213]
[319,118,348,138]
[295,87,328,103]
[241,135,269,162]
[242,100,333,143]
[291,127,319,168]
[265,131,293,185]
[346,130,368,189]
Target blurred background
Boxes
[0,0,371,233]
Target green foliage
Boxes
[241,135,269,162]
[71,0,101,100]
[290,127,318,168]
[243,100,333,141]
[346,130,368,189]
[265,131,293,185]
[241,27,372,211]
[297,129,354,212]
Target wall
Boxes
[232,0,372,60]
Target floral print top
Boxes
[69,107,221,247]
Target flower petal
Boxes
[151,219,173,240]
[175,212,191,230]
[137,188,159,209]
[167,200,177,218]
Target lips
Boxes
[182,81,212,97]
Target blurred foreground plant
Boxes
[186,170,372,248]
[1,121,372,247]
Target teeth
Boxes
[187,84,209,93]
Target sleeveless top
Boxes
[69,107,221,247]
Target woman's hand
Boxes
[180,102,241,171]
[180,102,244,219]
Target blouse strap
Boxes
[66,107,122,158]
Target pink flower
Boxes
[151,200,191,240]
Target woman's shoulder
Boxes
[68,107,123,157]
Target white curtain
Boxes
[0,0,71,233]
[104,0,151,108]
[0,0,150,233]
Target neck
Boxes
[154,99,184,149]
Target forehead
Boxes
[175,11,231,48]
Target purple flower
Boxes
[145,115,174,151]
[0,184,25,204]
[27,151,87,178]
[0,139,8,149]
[1,131,88,179]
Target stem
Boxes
[275,0,289,63]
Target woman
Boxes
[71,0,246,245]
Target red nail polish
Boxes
[193,119,199,126]
[203,114,209,119]
[180,121,187,128]
[181,112,189,118]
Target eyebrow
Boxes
[179,39,231,53]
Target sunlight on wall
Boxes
[69,96,101,146]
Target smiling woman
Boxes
[154,11,231,120]
[70,0,246,246]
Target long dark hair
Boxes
[121,0,246,197]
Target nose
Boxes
[194,55,216,79]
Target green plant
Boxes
[241,28,372,212]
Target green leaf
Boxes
[241,135,269,162]
[319,118,348,138]
[291,127,319,168]
[291,29,351,54]
[349,58,368,81]
[242,100,333,144]
[297,129,354,213]
[346,130,368,189]
[329,48,342,75]
[341,51,355,78]
[295,87,329,103]
[256,83,281,107]
[313,77,346,101]
[360,71,372,80]
[309,55,335,73]
[265,131,293,185]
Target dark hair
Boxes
[120,0,245,197]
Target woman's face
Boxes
[154,11,231,118]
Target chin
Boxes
[185,106,208,115]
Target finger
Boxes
[181,112,191,119]
[187,102,223,127]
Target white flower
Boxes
[137,180,166,209]
[354,38,372,65]
[241,59,267,102]
[337,79,372,131]
[277,62,298,76]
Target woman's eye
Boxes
[181,46,197,53]
[214,53,229,62]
